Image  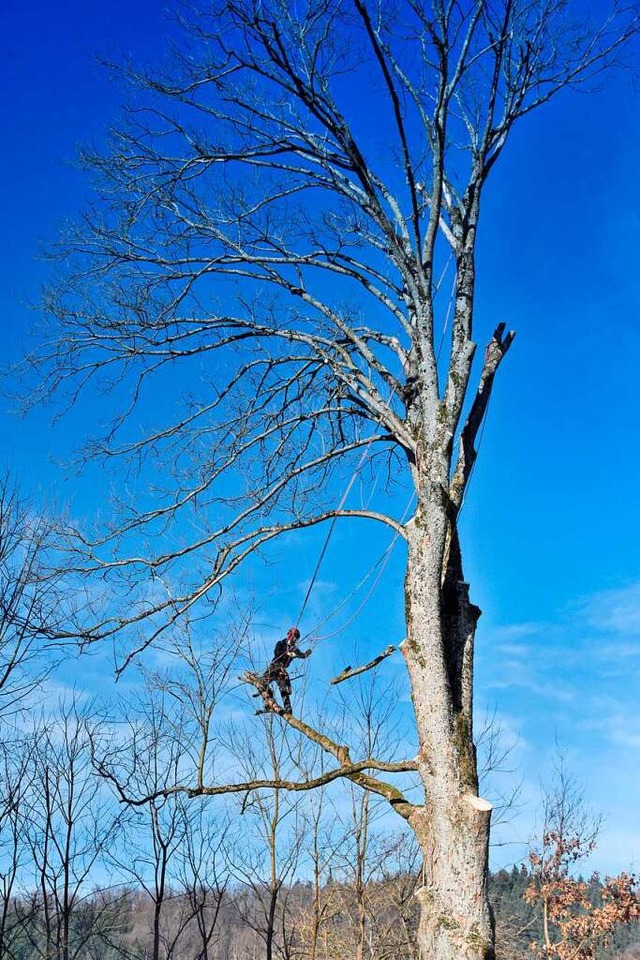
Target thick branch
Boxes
[101,757,416,810]
[450,322,515,513]
[239,671,417,819]
[330,645,397,685]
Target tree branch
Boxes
[330,645,397,686]
[450,322,516,513]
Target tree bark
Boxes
[402,512,493,960]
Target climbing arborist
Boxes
[260,627,311,713]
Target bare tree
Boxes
[370,832,422,960]
[328,674,419,960]
[0,736,36,960]
[113,792,229,960]
[96,654,235,960]
[15,701,123,960]
[0,473,63,717]
[225,715,307,960]
[172,799,230,960]
[291,768,344,960]
[100,685,194,960]
[26,2,640,957]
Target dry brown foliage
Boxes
[526,829,640,959]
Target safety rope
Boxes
[302,541,393,640]
[295,442,375,627]
[298,385,493,643]
[293,258,474,637]
[303,492,415,643]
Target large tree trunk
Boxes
[411,801,493,960]
[402,510,494,960]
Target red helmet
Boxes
[286,627,300,642]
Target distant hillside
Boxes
[4,865,638,959]
[491,865,640,960]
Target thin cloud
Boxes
[490,622,546,641]
[580,698,640,751]
[494,642,535,657]
[487,674,575,702]
[581,581,640,636]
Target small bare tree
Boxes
[225,716,307,960]
[327,673,418,960]
[95,641,237,960]
[291,776,342,960]
[0,736,36,960]
[172,799,230,960]
[15,701,122,960]
[100,686,196,960]
[26,2,640,957]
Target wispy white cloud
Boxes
[484,652,576,702]
[477,581,640,873]
[579,696,640,751]
[494,642,535,657]
[493,679,575,702]
[580,581,640,636]
[490,622,547,642]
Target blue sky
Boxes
[1,0,640,875]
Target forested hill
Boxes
[491,866,640,959]
[3,866,638,959]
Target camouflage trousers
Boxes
[261,665,292,712]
